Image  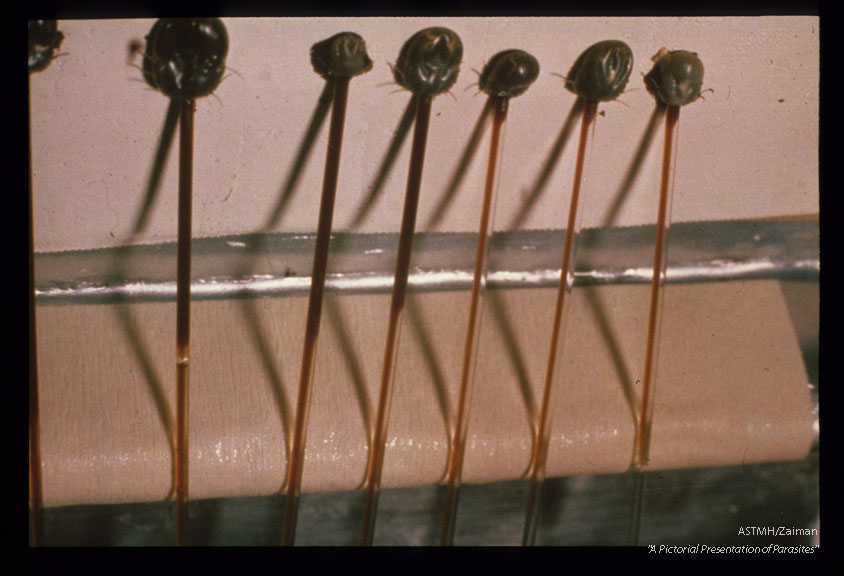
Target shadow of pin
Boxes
[239,298,292,464]
[582,288,640,432]
[579,104,665,466]
[263,81,335,232]
[130,99,181,236]
[536,475,569,544]
[109,286,175,500]
[224,82,340,464]
[405,294,452,452]
[325,294,372,439]
[507,97,584,231]
[113,302,175,469]
[109,275,175,501]
[348,94,418,231]
[109,99,184,502]
[423,98,493,231]
[222,81,335,285]
[599,104,665,229]
[485,289,537,426]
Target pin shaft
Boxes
[629,103,680,546]
[524,99,597,545]
[174,97,195,547]
[440,96,509,546]
[361,95,433,546]
[282,77,351,546]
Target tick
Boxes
[637,48,705,472]
[310,31,373,79]
[629,48,705,546]
[441,48,539,547]
[140,17,229,546]
[478,49,540,98]
[282,31,372,547]
[524,40,633,545]
[28,19,63,73]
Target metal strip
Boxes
[34,219,819,305]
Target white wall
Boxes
[30,17,819,252]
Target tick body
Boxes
[282,32,371,547]
[479,49,540,98]
[644,49,705,107]
[565,39,633,103]
[310,32,373,79]
[143,18,229,100]
[636,50,704,472]
[28,19,63,73]
[393,27,463,97]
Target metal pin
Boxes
[440,49,539,546]
[28,18,64,548]
[142,18,229,546]
[523,40,633,546]
[629,48,705,545]
[360,27,463,546]
[174,97,194,547]
[281,32,372,547]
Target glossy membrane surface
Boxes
[28,20,64,73]
[393,27,463,97]
[479,49,540,98]
[143,18,229,100]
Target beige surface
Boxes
[30,17,819,252]
[35,280,813,507]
